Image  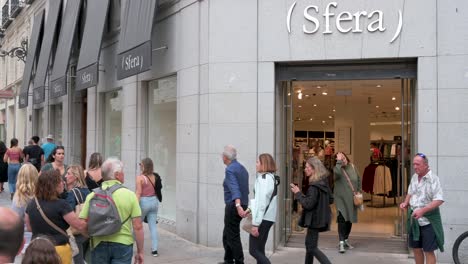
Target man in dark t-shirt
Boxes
[23,136,44,172]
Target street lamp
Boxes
[0,38,28,62]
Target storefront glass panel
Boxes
[148,76,176,222]
[104,90,122,159]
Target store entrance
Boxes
[276,61,416,253]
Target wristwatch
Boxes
[235,203,241,208]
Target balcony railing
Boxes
[1,3,11,29]
[10,0,23,18]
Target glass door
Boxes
[399,78,415,237]
[283,81,293,242]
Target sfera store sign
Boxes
[287,2,403,43]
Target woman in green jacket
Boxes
[333,152,361,253]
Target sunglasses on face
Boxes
[416,153,426,159]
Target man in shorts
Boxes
[400,153,444,264]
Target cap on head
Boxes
[46,134,54,140]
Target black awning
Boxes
[116,0,157,80]
[18,11,44,109]
[49,0,82,99]
[32,0,63,105]
[75,0,110,91]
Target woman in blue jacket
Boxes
[249,153,278,264]
[291,157,332,264]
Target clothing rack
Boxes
[370,159,395,207]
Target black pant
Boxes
[337,212,352,241]
[223,203,246,264]
[249,220,274,264]
[305,228,331,264]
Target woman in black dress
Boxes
[0,141,8,192]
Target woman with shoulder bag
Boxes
[291,157,332,264]
[65,165,90,264]
[25,170,86,264]
[333,152,362,253]
[248,153,277,264]
[136,158,162,257]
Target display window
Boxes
[147,75,176,221]
[104,90,123,159]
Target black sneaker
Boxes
[152,250,158,257]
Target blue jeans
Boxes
[140,196,159,251]
[91,242,133,264]
[7,163,21,194]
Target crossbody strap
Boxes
[340,166,356,193]
[144,174,156,189]
[34,197,68,237]
[71,188,84,204]
[262,173,277,214]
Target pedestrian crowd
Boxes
[0,138,445,264]
[0,135,162,264]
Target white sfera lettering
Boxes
[336,11,352,33]
[303,5,319,34]
[367,10,385,32]
[124,54,141,71]
[322,2,337,34]
[81,72,92,84]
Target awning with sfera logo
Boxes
[18,10,44,109]
[75,0,110,91]
[32,0,63,105]
[49,0,83,99]
[116,0,157,80]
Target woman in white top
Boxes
[249,153,277,264]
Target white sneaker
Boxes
[344,239,354,249]
[339,241,345,253]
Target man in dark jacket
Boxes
[220,145,249,264]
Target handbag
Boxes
[241,214,253,234]
[341,165,364,207]
[34,197,80,257]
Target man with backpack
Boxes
[79,157,144,264]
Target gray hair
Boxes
[101,157,123,181]
[223,145,237,161]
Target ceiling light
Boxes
[288,93,291,96]
[309,118,313,121]
[332,109,336,112]
[305,94,310,97]
[298,91,303,100]
[317,86,321,89]
[376,105,380,108]
[395,106,400,111]
[322,120,326,124]
[392,97,396,101]
[328,115,333,119]
[298,105,302,108]
[322,91,328,95]
[376,85,382,88]
[298,118,301,121]
[313,104,317,107]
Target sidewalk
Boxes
[1,190,414,263]
[144,228,414,264]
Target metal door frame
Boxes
[276,59,417,244]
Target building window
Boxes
[148,76,176,221]
[104,90,122,159]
